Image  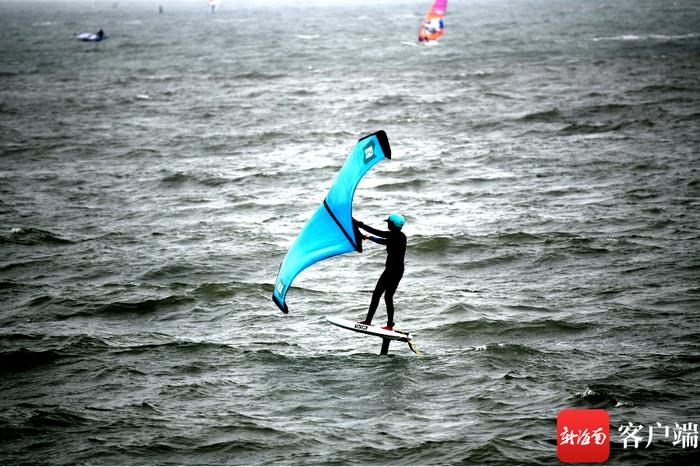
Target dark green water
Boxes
[1,0,699,464]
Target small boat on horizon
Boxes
[75,29,105,42]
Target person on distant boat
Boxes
[97,29,104,40]
[353,214,407,331]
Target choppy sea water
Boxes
[1,0,699,464]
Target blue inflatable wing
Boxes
[272,131,392,313]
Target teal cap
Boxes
[386,213,405,228]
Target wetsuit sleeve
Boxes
[368,236,388,245]
[359,223,389,238]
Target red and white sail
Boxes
[418,0,447,43]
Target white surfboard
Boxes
[326,316,421,355]
[325,316,411,342]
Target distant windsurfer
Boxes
[354,214,406,331]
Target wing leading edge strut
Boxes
[272,131,391,313]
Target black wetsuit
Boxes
[356,221,406,327]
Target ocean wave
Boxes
[583,380,681,407]
[675,112,700,123]
[574,386,620,408]
[463,438,537,465]
[612,442,700,465]
[411,234,481,255]
[140,263,199,280]
[574,377,689,409]
[441,303,480,318]
[0,334,111,356]
[161,172,183,184]
[192,281,268,301]
[0,1,696,464]
[483,342,545,357]
[0,279,20,288]
[413,231,546,252]
[1,227,73,245]
[159,171,231,187]
[289,88,315,96]
[27,295,53,307]
[0,332,40,342]
[123,148,162,158]
[410,231,582,265]
[633,83,696,95]
[518,103,665,129]
[355,437,541,465]
[0,70,26,78]
[231,71,286,81]
[648,352,700,380]
[90,295,195,316]
[60,335,112,353]
[327,439,462,465]
[27,407,93,428]
[114,340,237,357]
[496,231,542,243]
[518,108,563,123]
[3,333,244,373]
[446,70,513,81]
[0,348,63,373]
[558,119,654,135]
[238,348,294,364]
[577,102,634,117]
[591,33,699,42]
[295,34,320,40]
[191,440,270,454]
[483,91,519,100]
[94,363,148,379]
[434,318,593,339]
[373,94,412,107]
[375,179,425,191]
